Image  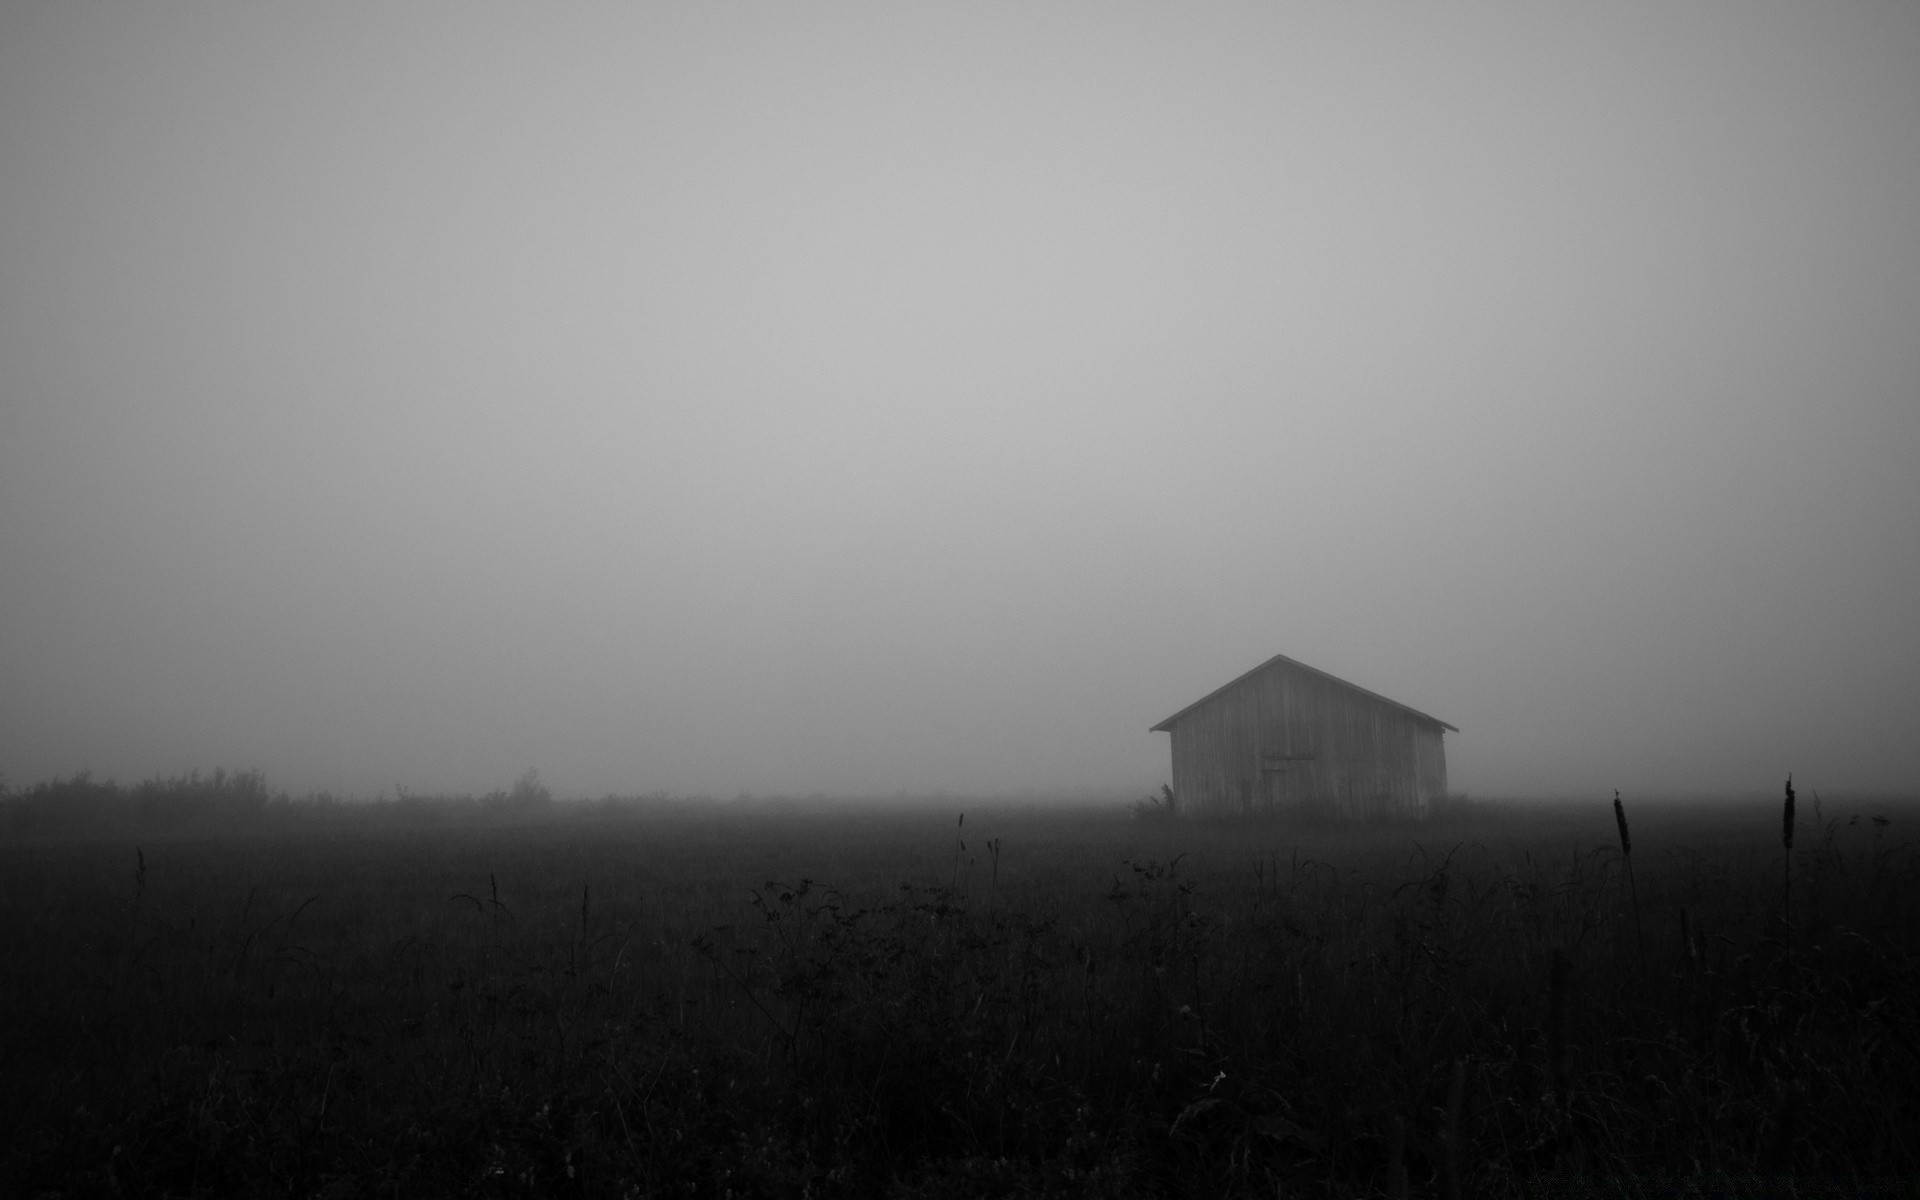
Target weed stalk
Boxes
[1781,776,1796,943]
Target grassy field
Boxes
[3,781,1916,1198]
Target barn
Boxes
[1151,653,1455,820]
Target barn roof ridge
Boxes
[1149,653,1459,734]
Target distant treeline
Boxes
[0,768,579,835]
[1,771,1144,836]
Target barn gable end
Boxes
[1151,654,1454,820]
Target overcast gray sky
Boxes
[2,2,1916,800]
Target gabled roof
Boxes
[1150,653,1458,733]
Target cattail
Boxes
[1614,792,1645,971]
[1781,776,1796,852]
[951,812,967,893]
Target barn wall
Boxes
[1167,661,1445,819]
[1412,723,1447,806]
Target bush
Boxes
[1131,783,1179,823]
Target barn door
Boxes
[1260,753,1315,811]
[1258,763,1290,813]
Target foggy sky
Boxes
[3,2,1916,800]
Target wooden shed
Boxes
[1151,653,1455,820]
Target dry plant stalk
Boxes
[1763,1087,1803,1176]
[1387,1114,1409,1200]
[1546,948,1569,1118]
[1443,1058,1466,1200]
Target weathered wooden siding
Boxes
[1163,659,1447,819]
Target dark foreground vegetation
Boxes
[3,776,1916,1198]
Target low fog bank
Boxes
[7,765,1912,844]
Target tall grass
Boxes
[2,792,1915,1197]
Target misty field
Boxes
[4,785,1916,1198]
